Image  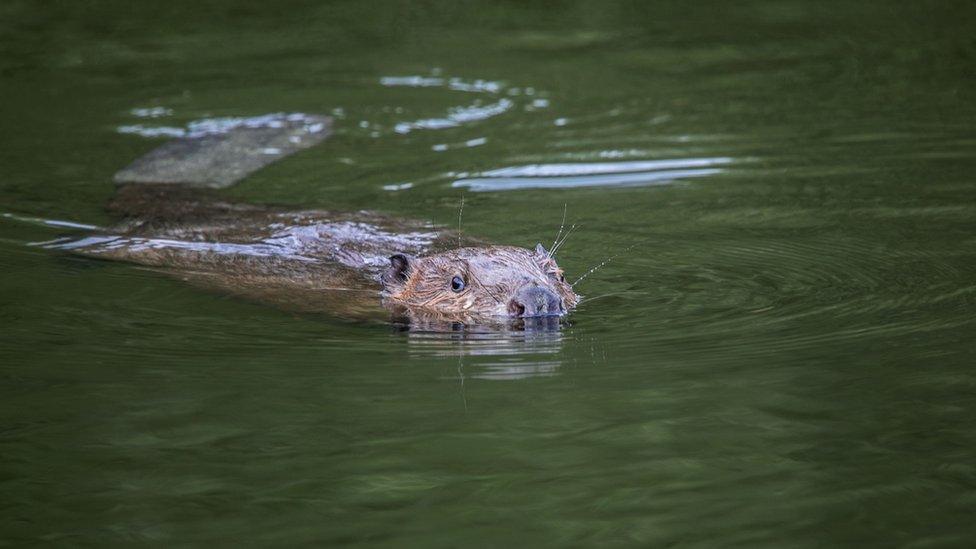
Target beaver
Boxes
[383,245,577,319]
[54,183,580,326]
[38,112,580,326]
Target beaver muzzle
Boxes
[508,285,564,317]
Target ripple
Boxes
[130,106,173,118]
[118,112,327,139]
[402,322,567,380]
[2,212,100,231]
[479,158,732,177]
[452,157,732,191]
[572,230,976,363]
[374,71,549,137]
[393,99,514,134]
[431,137,487,152]
[380,75,504,94]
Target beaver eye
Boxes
[559,275,565,283]
[450,276,465,292]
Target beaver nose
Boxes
[508,285,563,317]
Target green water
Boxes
[2,1,976,546]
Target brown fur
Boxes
[61,185,578,323]
[382,246,579,321]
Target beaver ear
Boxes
[383,253,416,287]
[534,243,548,257]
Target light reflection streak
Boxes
[118,113,327,139]
[453,157,732,192]
[394,99,514,134]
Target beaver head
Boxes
[381,244,579,320]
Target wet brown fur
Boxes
[65,185,579,322]
[382,246,579,320]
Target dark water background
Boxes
[2,1,975,546]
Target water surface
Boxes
[2,1,976,546]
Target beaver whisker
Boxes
[572,241,644,287]
[572,257,612,287]
[550,223,578,258]
[549,203,567,258]
[456,194,464,249]
[575,293,622,306]
[467,269,502,304]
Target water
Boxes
[2,1,975,545]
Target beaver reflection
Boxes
[396,314,566,381]
[390,307,566,333]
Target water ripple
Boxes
[574,231,976,363]
[118,112,327,139]
[381,75,504,94]
[393,99,514,134]
[403,323,567,380]
[452,157,732,191]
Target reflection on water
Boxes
[452,157,732,191]
[399,317,566,380]
[380,72,546,137]
[118,112,328,140]
[393,99,514,134]
[381,75,505,94]
[2,212,100,231]
[478,157,732,177]
[431,136,487,152]
[129,106,173,118]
